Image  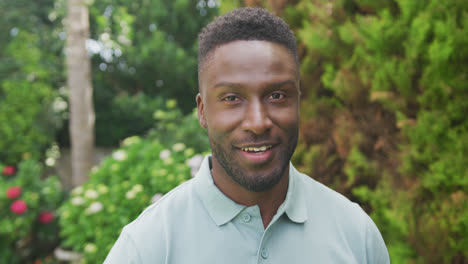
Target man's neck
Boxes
[210,162,290,228]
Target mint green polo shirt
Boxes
[105,155,390,263]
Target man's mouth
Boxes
[240,145,273,153]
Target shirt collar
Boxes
[193,155,308,226]
[282,164,308,223]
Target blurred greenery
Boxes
[0,31,60,164]
[149,99,210,153]
[0,0,467,263]
[281,0,468,262]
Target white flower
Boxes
[187,155,204,177]
[52,97,68,112]
[84,189,99,199]
[45,157,56,166]
[71,196,85,206]
[151,193,164,204]
[112,150,128,161]
[172,143,186,152]
[125,190,136,199]
[86,202,103,215]
[84,243,97,254]
[159,149,171,160]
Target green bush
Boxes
[58,136,203,263]
[0,160,64,263]
[149,99,210,153]
[94,92,164,146]
[87,0,218,112]
[0,31,60,164]
[283,0,468,262]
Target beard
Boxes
[209,131,298,192]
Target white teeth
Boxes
[241,145,272,152]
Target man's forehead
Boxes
[198,40,299,91]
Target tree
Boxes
[66,0,95,186]
[60,0,219,147]
[87,0,218,112]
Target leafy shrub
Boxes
[87,0,218,112]
[57,92,165,147]
[0,31,60,164]
[94,92,164,146]
[284,0,468,262]
[149,99,210,153]
[58,136,203,263]
[0,160,64,263]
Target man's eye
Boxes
[222,95,238,102]
[270,93,285,100]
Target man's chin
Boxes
[228,166,286,193]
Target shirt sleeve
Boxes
[104,227,143,264]
[365,215,390,264]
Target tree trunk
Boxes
[65,0,95,187]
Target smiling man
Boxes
[105,8,390,264]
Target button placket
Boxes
[242,213,251,223]
[261,248,269,259]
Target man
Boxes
[105,8,390,263]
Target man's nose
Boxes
[240,100,273,135]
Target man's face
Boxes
[197,40,300,192]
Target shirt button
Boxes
[261,248,269,259]
[242,213,251,222]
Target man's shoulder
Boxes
[125,178,198,233]
[294,170,389,262]
[294,170,367,222]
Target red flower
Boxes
[6,186,22,199]
[10,200,27,214]
[38,211,54,224]
[2,165,16,176]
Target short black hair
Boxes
[198,7,298,73]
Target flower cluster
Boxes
[0,160,64,263]
[2,165,16,176]
[3,167,57,221]
[58,136,205,263]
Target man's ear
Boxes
[196,93,207,129]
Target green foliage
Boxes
[93,92,164,146]
[88,0,218,113]
[58,98,209,262]
[55,0,219,147]
[0,31,61,164]
[282,0,468,262]
[58,137,202,263]
[149,99,210,153]
[0,160,64,263]
[0,0,65,163]
[352,180,416,263]
[219,0,242,14]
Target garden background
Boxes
[1,0,467,263]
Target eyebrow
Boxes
[213,79,297,90]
